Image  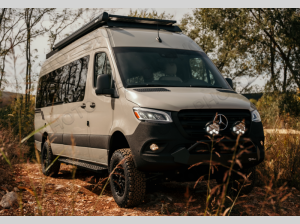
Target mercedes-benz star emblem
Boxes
[213,114,228,131]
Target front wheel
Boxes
[109,149,146,208]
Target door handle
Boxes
[90,102,96,108]
[81,103,86,109]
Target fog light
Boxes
[232,121,246,135]
[150,143,159,151]
[205,123,220,135]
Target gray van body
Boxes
[35,24,264,173]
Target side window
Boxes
[94,52,112,87]
[35,55,89,108]
[64,56,89,103]
[189,58,215,85]
[36,75,48,108]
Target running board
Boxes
[58,158,108,173]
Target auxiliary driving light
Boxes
[150,143,159,151]
[205,123,220,135]
[232,121,246,135]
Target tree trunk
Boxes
[25,9,32,107]
[270,42,277,91]
[283,62,288,92]
[0,55,5,89]
[0,8,7,31]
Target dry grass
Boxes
[1,93,300,215]
[0,126,29,183]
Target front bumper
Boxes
[126,119,265,172]
[171,141,262,168]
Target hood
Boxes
[125,87,251,112]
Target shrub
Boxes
[0,126,29,184]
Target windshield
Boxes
[113,47,230,89]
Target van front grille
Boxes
[177,109,252,138]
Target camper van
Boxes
[34,12,265,207]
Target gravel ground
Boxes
[1,163,300,216]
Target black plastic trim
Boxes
[58,157,108,172]
[34,133,43,142]
[172,147,260,168]
[63,134,90,147]
[106,21,181,32]
[90,135,109,149]
[108,14,176,25]
[125,118,265,172]
[35,133,110,149]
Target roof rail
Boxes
[46,12,181,59]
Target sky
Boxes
[4,8,267,94]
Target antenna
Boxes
[156,24,162,43]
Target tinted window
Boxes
[94,52,112,87]
[36,55,89,108]
[113,47,230,88]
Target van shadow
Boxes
[55,164,217,212]
[56,164,111,196]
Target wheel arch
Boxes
[41,132,48,150]
[108,131,130,167]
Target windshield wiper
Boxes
[126,84,224,88]
[126,84,174,88]
[188,86,223,88]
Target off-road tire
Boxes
[109,148,146,208]
[41,142,60,176]
[217,167,256,196]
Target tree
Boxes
[128,9,174,20]
[47,8,84,51]
[0,8,26,90]
[23,8,54,106]
[180,9,300,93]
[180,9,261,93]
[248,9,300,91]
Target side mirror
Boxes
[95,74,114,95]
[225,78,233,89]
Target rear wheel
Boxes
[109,149,146,207]
[41,142,60,176]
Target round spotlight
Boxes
[205,122,220,136]
[232,121,246,136]
[150,143,159,151]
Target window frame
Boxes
[93,51,114,89]
[36,55,90,108]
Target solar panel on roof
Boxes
[46,12,181,59]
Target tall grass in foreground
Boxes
[1,91,300,215]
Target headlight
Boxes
[133,107,172,122]
[251,110,261,122]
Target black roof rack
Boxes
[46,12,181,59]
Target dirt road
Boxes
[1,163,300,216]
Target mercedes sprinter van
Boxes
[34,12,265,207]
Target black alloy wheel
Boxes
[111,161,126,197]
[109,148,146,208]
